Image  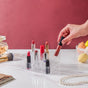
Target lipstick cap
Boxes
[59,36,65,46]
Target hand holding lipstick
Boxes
[57,20,88,45]
[55,20,88,56]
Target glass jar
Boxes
[0,36,8,56]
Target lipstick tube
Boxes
[54,36,65,56]
[31,40,35,69]
[45,41,49,59]
[44,53,47,60]
[45,41,49,53]
[44,52,49,61]
[40,45,46,73]
[46,59,50,74]
[34,50,38,60]
[34,50,39,71]
[40,45,44,60]
[27,51,31,69]
[31,40,35,52]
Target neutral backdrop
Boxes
[0,0,88,49]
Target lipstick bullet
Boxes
[27,51,31,69]
[45,41,49,59]
[45,41,49,53]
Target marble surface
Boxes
[0,49,88,88]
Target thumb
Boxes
[62,34,74,45]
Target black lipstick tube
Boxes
[46,59,50,74]
[45,53,47,60]
[27,56,31,69]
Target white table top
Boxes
[0,49,88,88]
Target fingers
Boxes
[57,31,64,42]
[57,26,69,42]
[62,34,74,45]
[66,40,72,45]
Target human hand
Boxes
[57,20,88,45]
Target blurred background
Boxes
[0,0,88,49]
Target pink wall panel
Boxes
[0,0,88,49]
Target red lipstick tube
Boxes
[40,45,44,60]
[54,36,65,56]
